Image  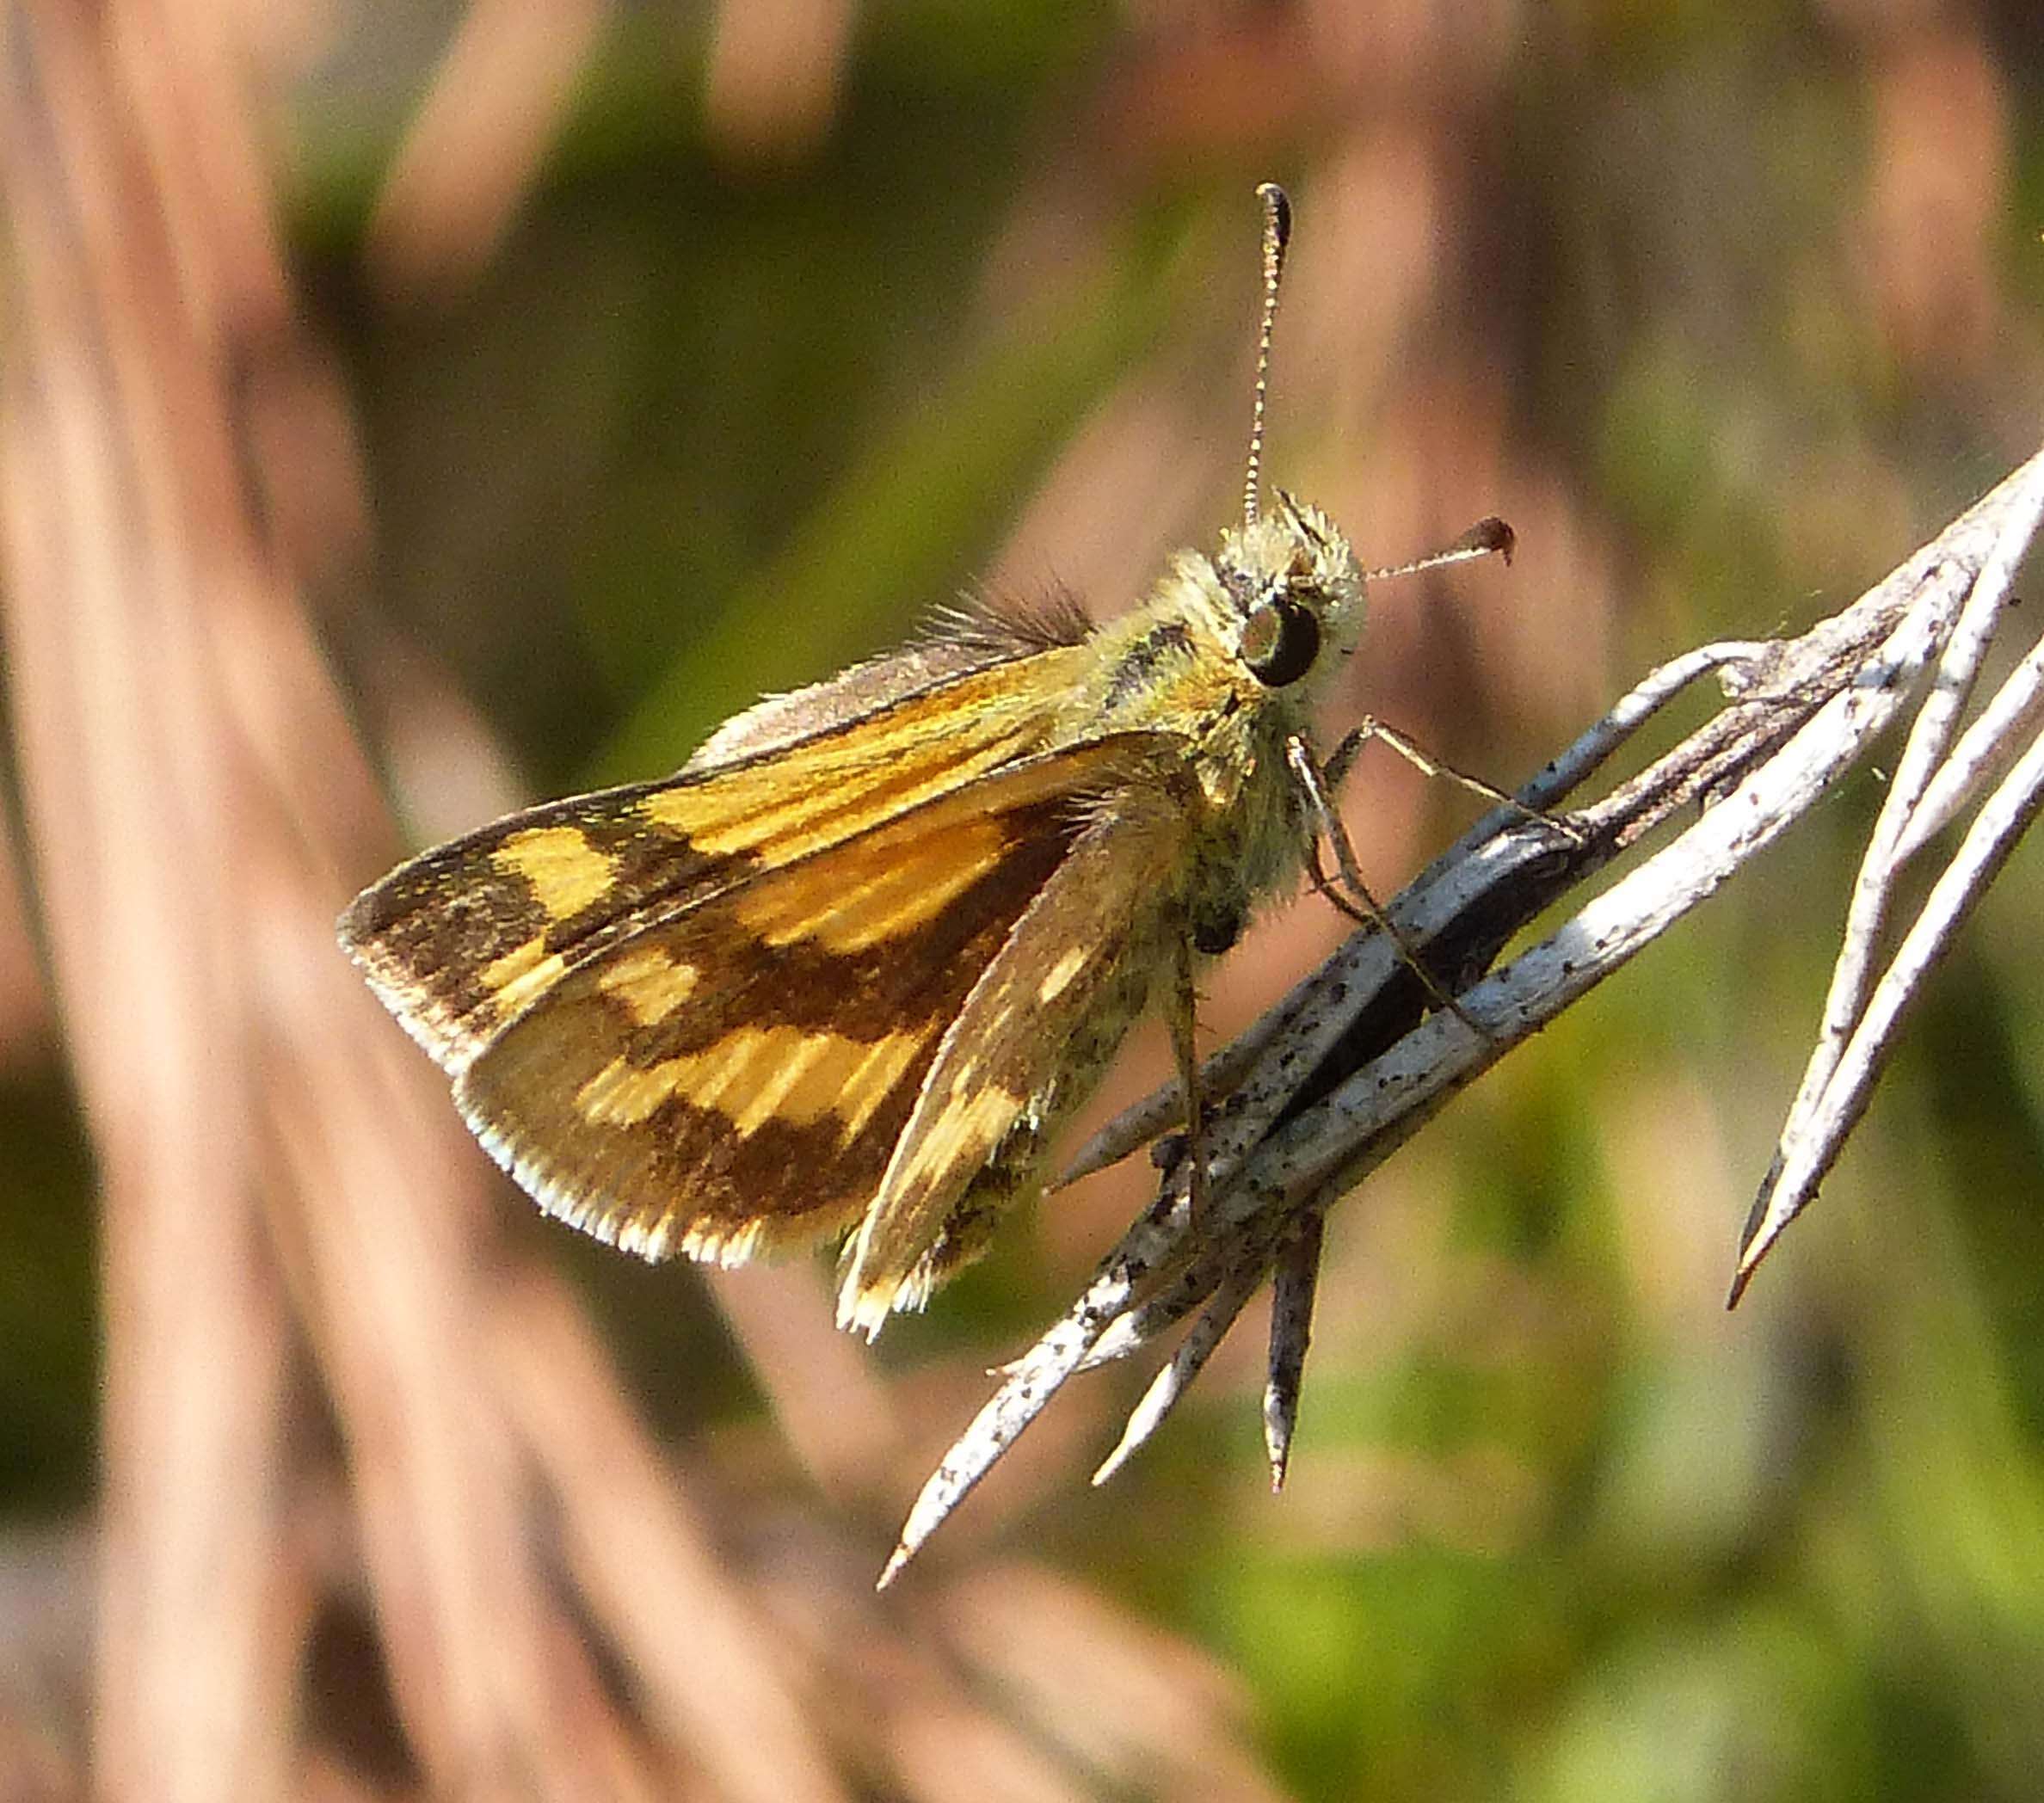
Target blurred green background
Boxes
[8,2,2044,1797]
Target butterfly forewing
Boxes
[339,778,725,1073]
[338,648,1090,1074]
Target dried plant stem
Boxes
[0,4,837,1797]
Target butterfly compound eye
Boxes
[1240,594,1320,687]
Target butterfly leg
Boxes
[1324,717,1585,846]
[1285,735,1486,1035]
[1165,924,1209,1227]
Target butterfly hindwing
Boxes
[451,737,1174,1267]
[838,761,1197,1332]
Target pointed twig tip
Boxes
[1726,1234,1769,1309]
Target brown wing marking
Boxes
[836,765,1196,1335]
[453,737,1171,1268]
[339,778,721,1073]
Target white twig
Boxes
[1735,452,2044,1291]
[1263,1210,1323,1491]
[1894,620,2044,865]
[1089,1255,1264,1488]
[1743,715,2044,1271]
[1767,498,2024,1160]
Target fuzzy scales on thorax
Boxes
[1054,502,1367,945]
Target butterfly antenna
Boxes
[1364,515,1518,582]
[1243,181,1292,526]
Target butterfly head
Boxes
[1213,489,1365,693]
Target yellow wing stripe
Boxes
[637,653,1089,858]
[573,1023,932,1141]
[837,771,1193,1335]
[643,718,1041,858]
